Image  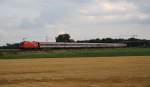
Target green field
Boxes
[0,48,150,59]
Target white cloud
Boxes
[80,0,137,14]
[79,0,149,23]
[102,1,136,13]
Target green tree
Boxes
[55,33,74,42]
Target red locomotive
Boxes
[20,41,40,49]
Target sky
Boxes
[0,0,150,45]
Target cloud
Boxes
[79,0,149,23]
[80,0,137,14]
[0,0,150,45]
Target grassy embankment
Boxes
[0,48,150,59]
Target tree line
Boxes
[0,43,20,49]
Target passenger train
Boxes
[20,41,127,49]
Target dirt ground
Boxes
[0,56,150,87]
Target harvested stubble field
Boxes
[0,56,150,87]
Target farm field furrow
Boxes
[0,56,150,87]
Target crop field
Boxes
[0,56,150,87]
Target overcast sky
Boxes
[0,0,150,45]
